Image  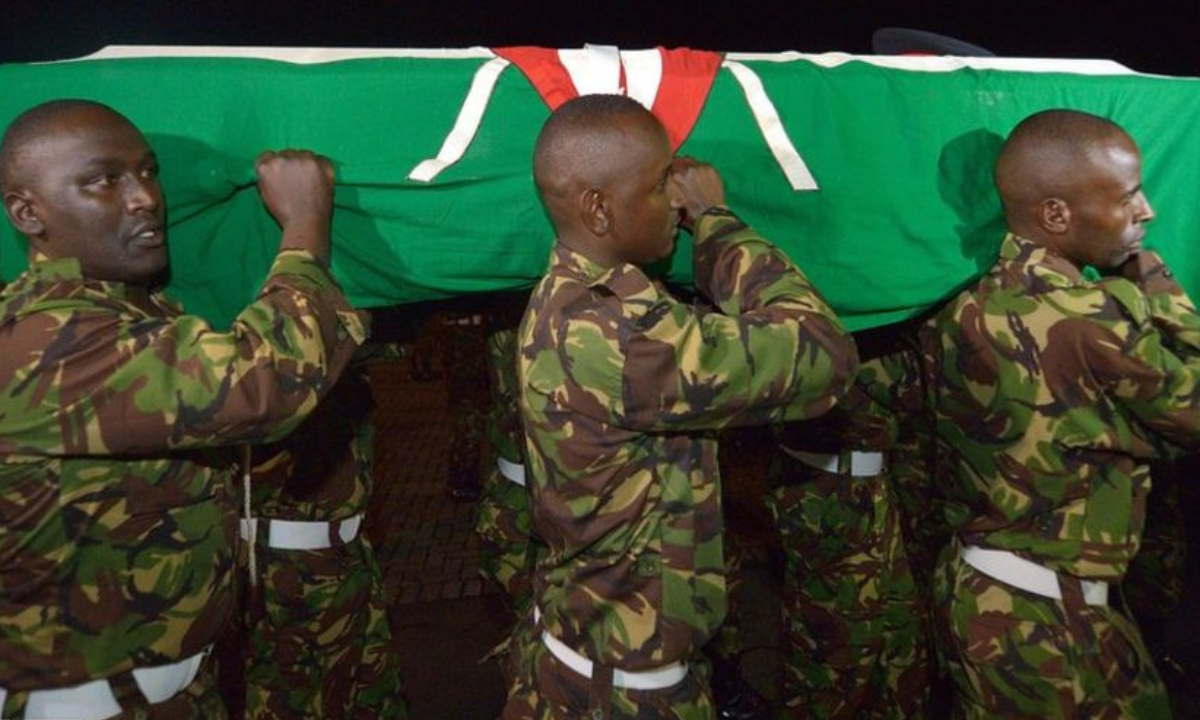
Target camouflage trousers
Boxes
[475,458,538,614]
[239,534,408,720]
[1,665,227,720]
[445,318,490,495]
[935,547,1171,720]
[764,464,931,719]
[702,535,746,666]
[500,612,715,720]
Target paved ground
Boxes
[363,356,1200,720]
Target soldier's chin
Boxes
[1100,248,1137,270]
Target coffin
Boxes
[3,45,1198,330]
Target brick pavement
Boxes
[365,359,497,606]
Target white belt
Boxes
[534,608,688,691]
[1,646,209,720]
[239,514,363,550]
[497,457,526,486]
[781,447,885,477]
[961,546,1109,606]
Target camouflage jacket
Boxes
[485,291,531,465]
[248,363,375,521]
[776,354,910,455]
[933,233,1200,579]
[486,325,524,464]
[518,208,858,671]
[0,250,366,690]
[775,329,931,488]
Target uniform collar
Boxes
[549,240,659,302]
[23,251,136,301]
[19,251,178,315]
[1000,233,1088,288]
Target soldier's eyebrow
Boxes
[78,157,122,170]
[76,150,157,174]
[1123,184,1143,199]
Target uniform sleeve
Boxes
[591,208,858,432]
[1,250,367,456]
[1093,255,1200,453]
[1128,251,1200,353]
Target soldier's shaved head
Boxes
[534,96,664,226]
[994,110,1131,229]
[995,108,1154,268]
[532,94,681,267]
[1,99,168,288]
[0,99,131,192]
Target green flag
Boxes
[3,46,1199,330]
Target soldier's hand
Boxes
[256,149,335,265]
[671,157,725,232]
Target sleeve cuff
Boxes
[1128,251,1184,297]
[692,206,737,244]
[266,249,335,291]
[265,249,370,345]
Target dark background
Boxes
[2,0,1197,76]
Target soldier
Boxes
[765,324,933,719]
[503,94,859,719]
[230,346,408,719]
[931,109,1200,718]
[0,100,365,719]
[475,291,540,615]
[444,303,491,501]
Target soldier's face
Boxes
[1064,137,1155,269]
[19,107,167,285]
[605,117,682,266]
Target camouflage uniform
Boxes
[931,235,1200,719]
[233,362,408,720]
[888,388,951,595]
[504,208,859,719]
[445,310,491,499]
[475,322,539,613]
[765,341,932,719]
[0,250,365,720]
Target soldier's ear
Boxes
[1039,197,1070,234]
[3,189,44,238]
[579,188,610,236]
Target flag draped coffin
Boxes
[2,46,1199,330]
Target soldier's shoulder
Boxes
[2,272,93,326]
[1093,276,1152,325]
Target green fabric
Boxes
[3,52,1200,330]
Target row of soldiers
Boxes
[467,96,1197,720]
[0,92,1194,720]
[467,298,1189,720]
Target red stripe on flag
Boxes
[494,46,723,151]
[652,47,723,150]
[493,46,579,111]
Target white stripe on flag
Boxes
[724,51,1134,76]
[69,45,498,63]
[621,49,663,110]
[558,45,622,95]
[723,60,819,192]
[408,57,511,183]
